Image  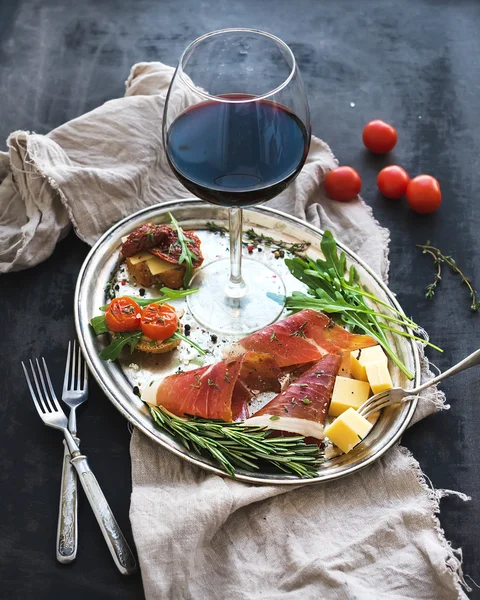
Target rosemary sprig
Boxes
[417,242,479,312]
[149,405,323,477]
[168,212,198,288]
[206,222,310,257]
[285,230,442,380]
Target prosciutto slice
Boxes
[231,380,252,421]
[239,352,282,393]
[142,352,280,421]
[228,309,376,368]
[142,357,243,421]
[244,354,341,439]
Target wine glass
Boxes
[163,28,311,335]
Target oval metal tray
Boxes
[74,199,419,485]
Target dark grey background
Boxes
[1,0,479,598]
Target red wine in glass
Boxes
[163,29,311,335]
[166,96,309,208]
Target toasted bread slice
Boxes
[135,335,181,354]
[134,309,184,354]
[126,257,185,289]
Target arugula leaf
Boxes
[170,331,207,356]
[168,212,199,288]
[285,229,442,380]
[90,315,109,335]
[99,331,142,361]
[126,287,199,307]
[99,287,199,310]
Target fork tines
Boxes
[22,358,63,417]
[63,341,88,393]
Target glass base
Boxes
[187,258,286,335]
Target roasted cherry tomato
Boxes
[362,120,398,154]
[324,166,362,202]
[105,297,142,332]
[406,175,442,214]
[377,166,410,199]
[141,303,178,341]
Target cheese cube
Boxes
[338,353,351,377]
[328,376,371,417]
[350,345,387,381]
[128,251,154,265]
[325,408,373,453]
[365,361,393,394]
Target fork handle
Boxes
[56,439,79,563]
[412,348,480,394]
[70,454,137,575]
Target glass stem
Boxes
[225,207,248,299]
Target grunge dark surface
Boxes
[1,1,479,598]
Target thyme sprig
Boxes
[149,405,324,477]
[206,222,310,257]
[417,242,479,312]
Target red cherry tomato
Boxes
[324,167,362,202]
[406,175,442,214]
[377,166,410,200]
[141,303,179,341]
[362,120,398,154]
[105,297,142,332]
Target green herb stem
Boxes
[417,242,479,312]
[149,405,323,478]
[168,212,199,288]
[171,331,207,355]
[381,326,443,353]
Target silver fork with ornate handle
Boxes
[22,357,137,575]
[358,349,480,419]
[56,341,88,563]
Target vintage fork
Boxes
[22,357,137,575]
[358,349,480,419]
[56,341,88,563]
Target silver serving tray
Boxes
[74,199,419,485]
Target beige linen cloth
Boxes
[0,62,471,599]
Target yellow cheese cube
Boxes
[338,353,351,377]
[146,256,178,276]
[128,252,154,265]
[325,408,373,453]
[350,345,387,381]
[328,376,371,417]
[365,361,393,394]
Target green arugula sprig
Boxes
[169,212,199,288]
[149,405,323,477]
[99,287,198,311]
[99,331,143,361]
[285,230,442,380]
